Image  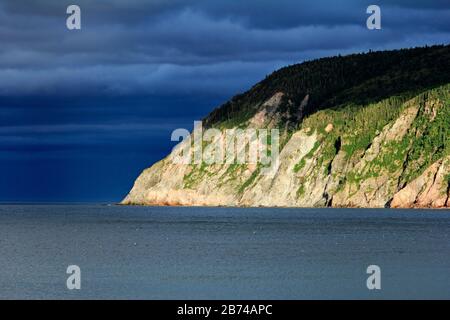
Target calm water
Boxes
[0,205,449,299]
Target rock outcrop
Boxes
[391,157,450,208]
[122,46,450,208]
[122,86,449,208]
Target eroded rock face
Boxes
[331,105,419,208]
[391,157,450,208]
[122,87,449,209]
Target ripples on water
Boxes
[0,205,449,299]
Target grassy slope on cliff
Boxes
[123,45,450,207]
[299,85,449,195]
[200,45,450,194]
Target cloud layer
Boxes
[0,0,449,96]
[0,0,448,201]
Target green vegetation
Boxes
[238,167,261,194]
[399,87,450,184]
[302,94,407,160]
[183,163,208,189]
[205,45,450,130]
[295,84,449,192]
[293,158,306,173]
[297,185,305,197]
[293,141,320,173]
[182,45,450,199]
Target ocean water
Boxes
[0,204,449,299]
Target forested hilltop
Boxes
[123,45,450,208]
[205,45,449,129]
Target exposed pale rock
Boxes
[391,157,450,208]
[122,89,449,209]
[332,105,419,207]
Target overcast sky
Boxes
[0,0,449,202]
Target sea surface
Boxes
[0,204,449,299]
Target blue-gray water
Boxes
[0,205,449,299]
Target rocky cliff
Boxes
[122,46,450,208]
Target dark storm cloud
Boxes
[0,0,448,96]
[0,0,448,201]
